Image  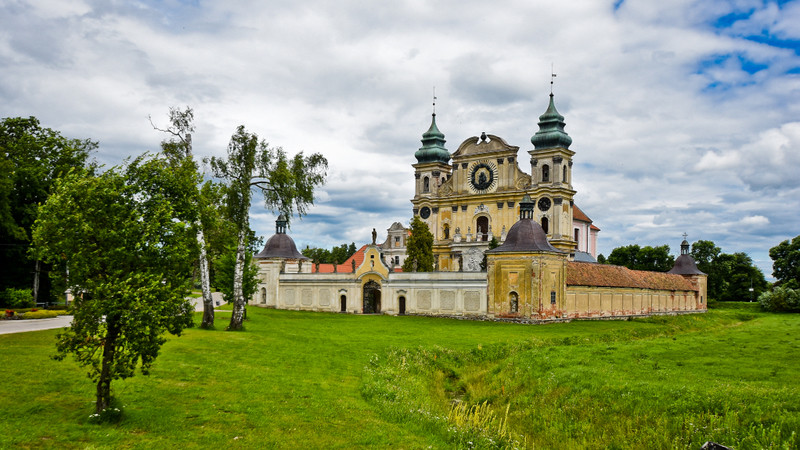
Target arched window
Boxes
[563,165,568,184]
[423,176,430,193]
[541,216,549,234]
[399,296,406,315]
[509,292,519,313]
[443,224,450,240]
[340,295,347,312]
[574,228,580,243]
[476,216,489,241]
[261,288,267,304]
[542,164,550,182]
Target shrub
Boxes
[0,288,34,309]
[758,286,800,312]
[20,310,60,320]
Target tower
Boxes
[528,93,577,254]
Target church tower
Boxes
[411,111,451,233]
[528,93,577,254]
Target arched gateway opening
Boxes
[362,280,381,314]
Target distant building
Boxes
[252,93,706,320]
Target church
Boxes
[250,92,707,321]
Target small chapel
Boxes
[250,91,707,321]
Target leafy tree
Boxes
[31,156,196,414]
[606,244,674,272]
[402,216,434,272]
[301,242,358,264]
[714,252,768,302]
[215,244,259,308]
[0,117,96,303]
[151,107,217,329]
[769,235,800,289]
[211,126,327,331]
[596,254,606,264]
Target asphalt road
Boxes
[0,316,73,335]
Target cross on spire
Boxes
[432,86,437,115]
[550,63,557,94]
[682,232,688,241]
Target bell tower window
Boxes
[541,216,549,234]
[423,176,430,193]
[563,165,567,184]
[542,164,550,182]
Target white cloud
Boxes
[2,0,799,279]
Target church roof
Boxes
[255,233,309,260]
[415,113,450,164]
[573,204,592,223]
[531,93,573,150]
[485,218,561,254]
[567,261,698,291]
[668,240,705,275]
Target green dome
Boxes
[531,94,572,150]
[415,113,450,164]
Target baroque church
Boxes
[250,91,706,321]
[408,92,598,272]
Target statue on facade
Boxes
[372,228,377,245]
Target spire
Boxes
[531,93,573,150]
[415,101,450,164]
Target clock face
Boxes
[419,206,431,219]
[538,197,551,211]
[469,161,498,194]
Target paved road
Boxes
[0,315,73,335]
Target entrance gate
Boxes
[362,280,381,314]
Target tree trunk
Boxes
[197,228,215,329]
[228,229,247,331]
[96,317,120,413]
[32,259,41,304]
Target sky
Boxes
[2,0,799,280]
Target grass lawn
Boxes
[0,303,797,448]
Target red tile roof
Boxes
[566,261,697,291]
[310,245,372,273]
[573,204,592,223]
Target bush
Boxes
[20,310,60,319]
[0,288,34,309]
[758,286,800,312]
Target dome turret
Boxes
[668,239,705,275]
[531,94,573,150]
[254,215,309,260]
[415,113,450,164]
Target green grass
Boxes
[0,304,797,448]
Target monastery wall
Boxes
[384,272,487,316]
[562,285,705,319]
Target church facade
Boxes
[251,92,707,321]
[411,94,597,272]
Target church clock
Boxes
[468,161,499,195]
[419,206,431,219]
[538,197,551,211]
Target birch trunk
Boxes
[197,227,214,328]
[32,259,41,304]
[228,228,247,330]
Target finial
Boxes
[682,232,688,241]
[550,63,557,95]
[432,86,437,115]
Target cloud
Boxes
[2,0,799,279]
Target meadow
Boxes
[0,303,797,449]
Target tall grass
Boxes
[0,303,797,448]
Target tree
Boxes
[606,244,674,272]
[0,117,96,303]
[714,252,768,301]
[301,242,358,264]
[211,126,327,331]
[215,244,259,307]
[151,107,217,329]
[402,216,434,272]
[31,157,196,414]
[769,235,800,289]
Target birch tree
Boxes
[211,126,327,331]
[151,107,217,329]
